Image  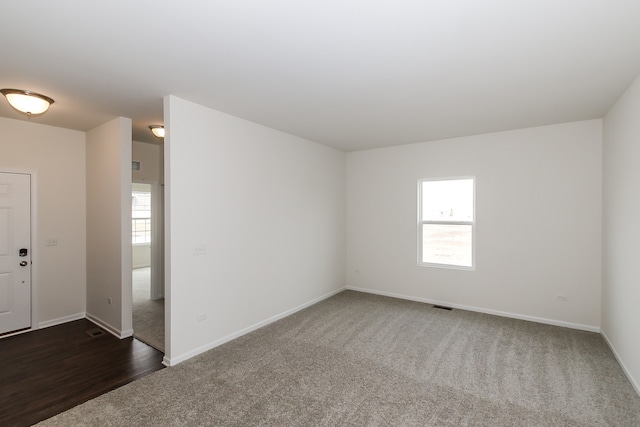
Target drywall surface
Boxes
[86,117,132,336]
[347,120,602,329]
[165,96,346,363]
[132,140,162,184]
[0,117,86,326]
[132,244,150,269]
[602,73,640,394]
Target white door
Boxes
[0,172,31,335]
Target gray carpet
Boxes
[39,291,640,426]
[132,267,164,352]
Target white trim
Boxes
[162,355,171,367]
[86,313,134,339]
[38,312,86,329]
[346,286,600,333]
[30,171,39,330]
[0,327,33,339]
[601,329,640,397]
[164,287,346,366]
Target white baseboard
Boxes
[346,286,600,333]
[3,312,134,341]
[601,329,640,397]
[0,327,34,339]
[86,314,133,339]
[37,312,86,329]
[165,287,346,366]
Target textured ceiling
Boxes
[1,1,640,150]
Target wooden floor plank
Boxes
[0,319,164,427]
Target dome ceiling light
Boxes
[149,125,165,139]
[1,88,54,116]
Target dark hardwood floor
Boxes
[0,319,165,427]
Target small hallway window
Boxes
[419,178,474,269]
[132,190,151,244]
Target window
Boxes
[419,178,474,269]
[132,191,151,244]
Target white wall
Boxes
[347,120,602,330]
[132,244,150,269]
[165,96,346,364]
[0,117,86,327]
[86,117,133,337]
[132,140,162,184]
[602,73,640,394]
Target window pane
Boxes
[421,179,473,222]
[132,218,151,244]
[132,191,151,219]
[132,190,152,244]
[422,224,472,267]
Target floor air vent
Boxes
[86,328,106,337]
[433,305,453,311]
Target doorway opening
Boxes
[131,182,164,351]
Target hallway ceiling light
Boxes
[1,88,54,116]
[149,125,165,139]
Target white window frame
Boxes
[418,177,475,270]
[132,190,152,245]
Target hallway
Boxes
[132,267,165,352]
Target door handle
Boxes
[20,261,28,267]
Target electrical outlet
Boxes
[196,314,207,322]
[107,297,113,305]
[46,237,58,246]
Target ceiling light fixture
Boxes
[149,125,165,139]
[1,88,54,116]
